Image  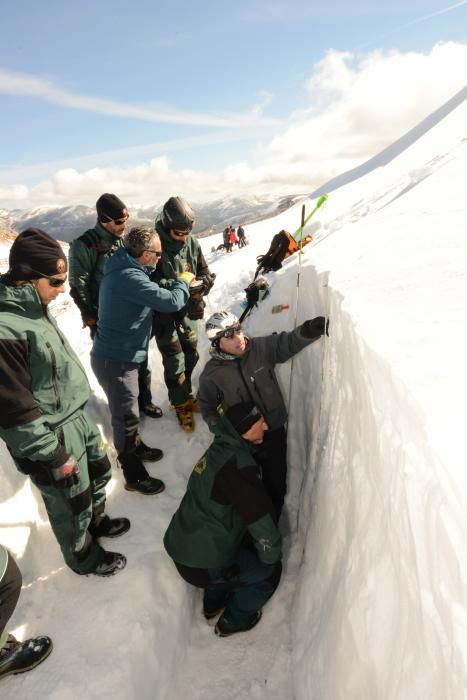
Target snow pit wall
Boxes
[289,263,466,700]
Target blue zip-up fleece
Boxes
[92,247,190,363]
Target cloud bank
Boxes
[4,41,467,209]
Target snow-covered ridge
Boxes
[3,194,303,242]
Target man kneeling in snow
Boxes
[164,402,282,637]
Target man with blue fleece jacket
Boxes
[91,227,192,495]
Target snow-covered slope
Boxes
[0,88,466,700]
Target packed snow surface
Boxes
[1,89,466,699]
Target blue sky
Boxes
[0,0,466,208]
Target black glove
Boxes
[300,316,329,339]
[50,455,81,488]
[199,272,216,295]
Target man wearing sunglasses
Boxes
[91,227,193,495]
[152,196,215,433]
[0,228,128,577]
[198,310,328,521]
[69,193,163,421]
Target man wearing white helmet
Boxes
[198,311,328,520]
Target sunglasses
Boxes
[102,214,128,225]
[47,276,67,288]
[144,249,162,258]
[27,268,67,287]
[172,228,191,237]
[221,323,242,339]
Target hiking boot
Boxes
[203,590,232,620]
[141,402,163,419]
[189,394,201,413]
[134,441,164,462]
[0,634,53,679]
[124,477,165,496]
[91,550,127,577]
[214,610,262,637]
[88,515,130,539]
[174,400,194,433]
[203,603,227,621]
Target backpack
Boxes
[255,230,299,278]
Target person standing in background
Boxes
[153,196,215,433]
[69,193,163,420]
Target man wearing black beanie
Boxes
[68,193,163,419]
[164,401,282,637]
[0,228,129,577]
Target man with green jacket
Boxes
[0,228,128,577]
[153,196,215,433]
[164,402,282,637]
[69,193,162,419]
[0,545,52,680]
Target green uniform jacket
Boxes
[153,220,210,321]
[164,413,282,569]
[0,276,91,472]
[68,222,124,323]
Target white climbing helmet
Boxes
[205,311,239,341]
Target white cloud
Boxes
[263,42,467,173]
[4,41,467,209]
[0,184,29,203]
[0,68,278,128]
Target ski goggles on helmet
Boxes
[221,323,242,339]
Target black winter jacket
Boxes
[198,325,319,432]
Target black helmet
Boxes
[161,196,195,233]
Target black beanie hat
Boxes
[9,228,67,281]
[96,193,128,223]
[226,402,262,435]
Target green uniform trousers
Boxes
[153,317,199,406]
[29,410,111,574]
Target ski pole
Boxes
[293,193,328,243]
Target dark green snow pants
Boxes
[153,316,199,406]
[26,411,111,574]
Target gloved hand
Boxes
[189,279,205,298]
[50,455,81,488]
[300,316,329,339]
[199,272,216,295]
[178,271,195,286]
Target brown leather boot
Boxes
[174,399,195,433]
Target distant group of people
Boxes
[222,224,246,252]
[0,192,328,679]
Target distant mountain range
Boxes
[0,193,306,243]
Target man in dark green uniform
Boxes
[69,193,162,419]
[0,228,128,577]
[153,196,215,432]
[164,402,282,636]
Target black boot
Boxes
[141,402,163,419]
[134,441,164,462]
[88,515,130,539]
[90,550,127,577]
[0,634,53,679]
[214,610,262,637]
[119,451,165,496]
